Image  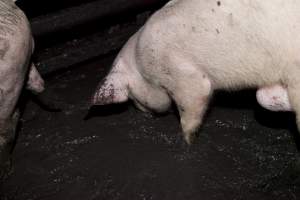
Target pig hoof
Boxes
[0,159,12,181]
[174,131,196,146]
[133,100,151,113]
[32,91,64,112]
[183,132,197,145]
[173,133,191,148]
[0,148,13,181]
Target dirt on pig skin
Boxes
[0,54,300,200]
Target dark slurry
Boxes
[0,54,300,199]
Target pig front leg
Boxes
[166,62,212,144]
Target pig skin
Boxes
[93,0,300,144]
[0,0,45,179]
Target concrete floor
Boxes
[1,54,300,200]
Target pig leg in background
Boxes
[0,111,19,179]
[27,63,62,112]
[256,84,292,112]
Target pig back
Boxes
[136,0,300,89]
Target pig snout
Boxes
[92,74,129,106]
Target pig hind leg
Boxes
[169,68,212,144]
[256,84,292,112]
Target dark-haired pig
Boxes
[92,0,298,144]
[0,0,44,177]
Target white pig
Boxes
[92,0,300,144]
[0,0,44,177]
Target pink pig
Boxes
[93,0,297,144]
[0,0,45,176]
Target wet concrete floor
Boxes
[1,54,300,200]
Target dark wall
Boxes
[17,0,96,18]
[15,0,169,75]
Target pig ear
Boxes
[92,77,129,105]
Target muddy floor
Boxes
[1,54,300,200]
